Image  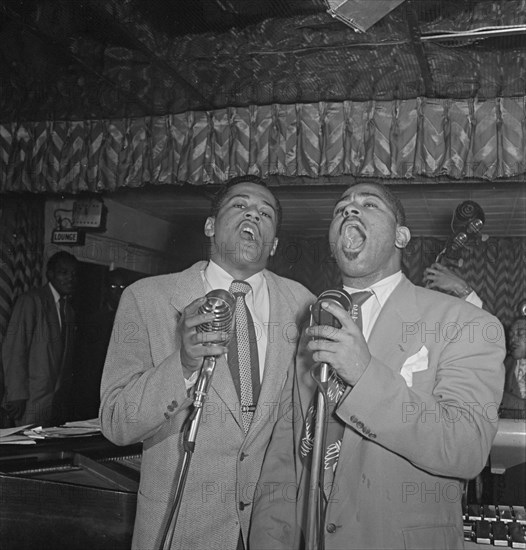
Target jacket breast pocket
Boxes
[402,524,464,549]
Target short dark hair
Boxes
[346,181,406,226]
[47,251,77,272]
[210,175,283,233]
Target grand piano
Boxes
[0,418,524,549]
[0,434,141,550]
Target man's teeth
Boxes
[242,227,255,240]
[343,225,365,249]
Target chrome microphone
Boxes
[193,289,235,409]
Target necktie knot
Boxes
[229,280,252,297]
[350,290,373,308]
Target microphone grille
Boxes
[197,289,235,343]
[310,288,352,329]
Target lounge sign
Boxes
[51,230,85,245]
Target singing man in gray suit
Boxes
[250,182,505,550]
[100,175,314,550]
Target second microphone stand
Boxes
[305,363,330,550]
[158,356,217,550]
[304,289,353,550]
[158,288,234,550]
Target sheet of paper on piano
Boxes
[0,424,38,444]
[27,418,101,438]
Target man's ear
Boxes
[204,217,215,237]
[395,226,411,249]
[269,237,279,257]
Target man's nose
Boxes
[343,203,360,218]
[244,208,260,221]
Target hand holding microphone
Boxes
[179,290,234,380]
[188,290,235,409]
[306,289,371,387]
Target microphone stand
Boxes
[158,356,217,550]
[305,363,329,550]
[304,289,352,550]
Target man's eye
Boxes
[261,211,271,218]
[233,203,245,209]
[364,201,378,208]
[334,206,345,216]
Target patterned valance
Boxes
[1,97,525,193]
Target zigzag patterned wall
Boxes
[0,198,44,398]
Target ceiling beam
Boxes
[405,0,434,97]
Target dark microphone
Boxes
[310,288,353,330]
[193,289,235,409]
[309,289,353,385]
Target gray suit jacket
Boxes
[100,261,314,550]
[250,275,506,550]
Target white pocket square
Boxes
[400,345,429,387]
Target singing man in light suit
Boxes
[99,176,314,550]
[250,182,505,550]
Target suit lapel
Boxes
[244,271,296,441]
[368,276,424,370]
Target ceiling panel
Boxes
[108,181,526,239]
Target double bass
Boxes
[435,200,488,268]
[424,200,488,297]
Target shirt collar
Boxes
[48,282,61,304]
[203,260,265,298]
[344,271,403,308]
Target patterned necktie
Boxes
[228,280,261,433]
[300,290,373,485]
[516,359,526,399]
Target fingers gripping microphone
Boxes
[310,288,353,329]
[196,289,235,341]
[193,289,235,409]
[309,288,353,385]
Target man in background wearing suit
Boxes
[2,251,78,427]
[250,182,505,550]
[100,176,314,550]
[500,315,526,417]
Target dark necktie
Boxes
[300,290,373,484]
[59,296,67,344]
[228,280,261,433]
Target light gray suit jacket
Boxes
[250,275,506,550]
[100,261,314,550]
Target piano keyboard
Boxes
[464,505,526,547]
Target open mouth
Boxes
[342,223,365,251]
[240,222,257,241]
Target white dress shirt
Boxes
[48,282,63,328]
[184,261,271,389]
[201,260,270,381]
[343,271,403,341]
